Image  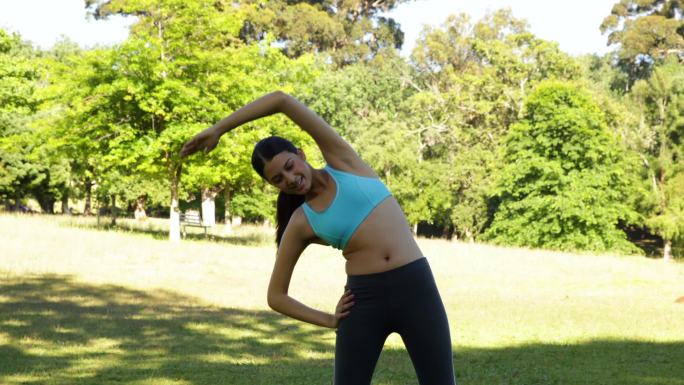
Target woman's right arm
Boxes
[180,91,374,176]
[180,91,287,157]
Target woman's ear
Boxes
[296,148,306,161]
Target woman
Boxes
[180,91,456,385]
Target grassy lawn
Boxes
[1,214,683,385]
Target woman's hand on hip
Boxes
[331,289,355,328]
[180,126,222,158]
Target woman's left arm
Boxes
[266,211,353,328]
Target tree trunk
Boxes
[518,77,527,118]
[223,188,233,235]
[61,191,70,214]
[451,232,459,242]
[232,216,243,227]
[169,164,181,242]
[465,228,474,244]
[110,194,117,226]
[664,239,673,261]
[14,191,21,211]
[134,195,147,220]
[84,180,92,215]
[201,187,217,227]
[38,197,52,214]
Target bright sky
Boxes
[0,0,617,56]
[390,0,617,56]
[0,0,133,49]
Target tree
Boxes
[631,57,684,259]
[181,49,320,229]
[576,53,632,94]
[301,56,440,230]
[80,0,319,239]
[0,29,42,210]
[485,81,642,254]
[405,9,581,240]
[600,0,684,86]
[237,0,409,66]
[74,0,251,239]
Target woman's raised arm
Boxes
[180,91,368,172]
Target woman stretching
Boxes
[180,91,456,385]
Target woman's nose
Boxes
[284,173,297,186]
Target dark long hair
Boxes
[251,136,305,246]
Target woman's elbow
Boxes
[270,90,290,104]
[267,292,283,311]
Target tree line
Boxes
[0,0,682,258]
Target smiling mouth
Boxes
[295,177,305,191]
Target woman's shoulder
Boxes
[287,206,318,241]
[289,206,307,225]
[325,159,378,179]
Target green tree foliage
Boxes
[405,9,581,239]
[0,29,43,209]
[73,0,318,233]
[485,81,642,253]
[4,1,678,259]
[631,57,684,258]
[20,38,86,214]
[237,0,408,66]
[600,0,684,85]
[181,50,319,223]
[41,44,118,214]
[576,53,634,94]
[302,55,445,229]
[303,53,410,138]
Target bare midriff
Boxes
[340,196,424,276]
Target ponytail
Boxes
[276,192,305,246]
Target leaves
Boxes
[485,81,642,253]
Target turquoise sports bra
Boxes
[302,165,391,250]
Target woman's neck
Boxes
[305,167,332,201]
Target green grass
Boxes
[1,214,683,384]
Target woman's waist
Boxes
[342,239,423,274]
[344,254,423,276]
[344,256,434,289]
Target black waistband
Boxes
[346,257,428,286]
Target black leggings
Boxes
[334,257,456,385]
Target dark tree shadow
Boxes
[0,275,333,384]
[1,275,683,385]
[454,340,684,385]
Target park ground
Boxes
[0,214,683,385]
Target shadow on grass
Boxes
[0,274,331,385]
[1,275,683,385]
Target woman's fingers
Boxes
[336,290,354,317]
[180,127,219,158]
[332,290,355,326]
[339,292,354,305]
[204,141,218,153]
[180,139,200,157]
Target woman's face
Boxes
[262,150,312,195]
